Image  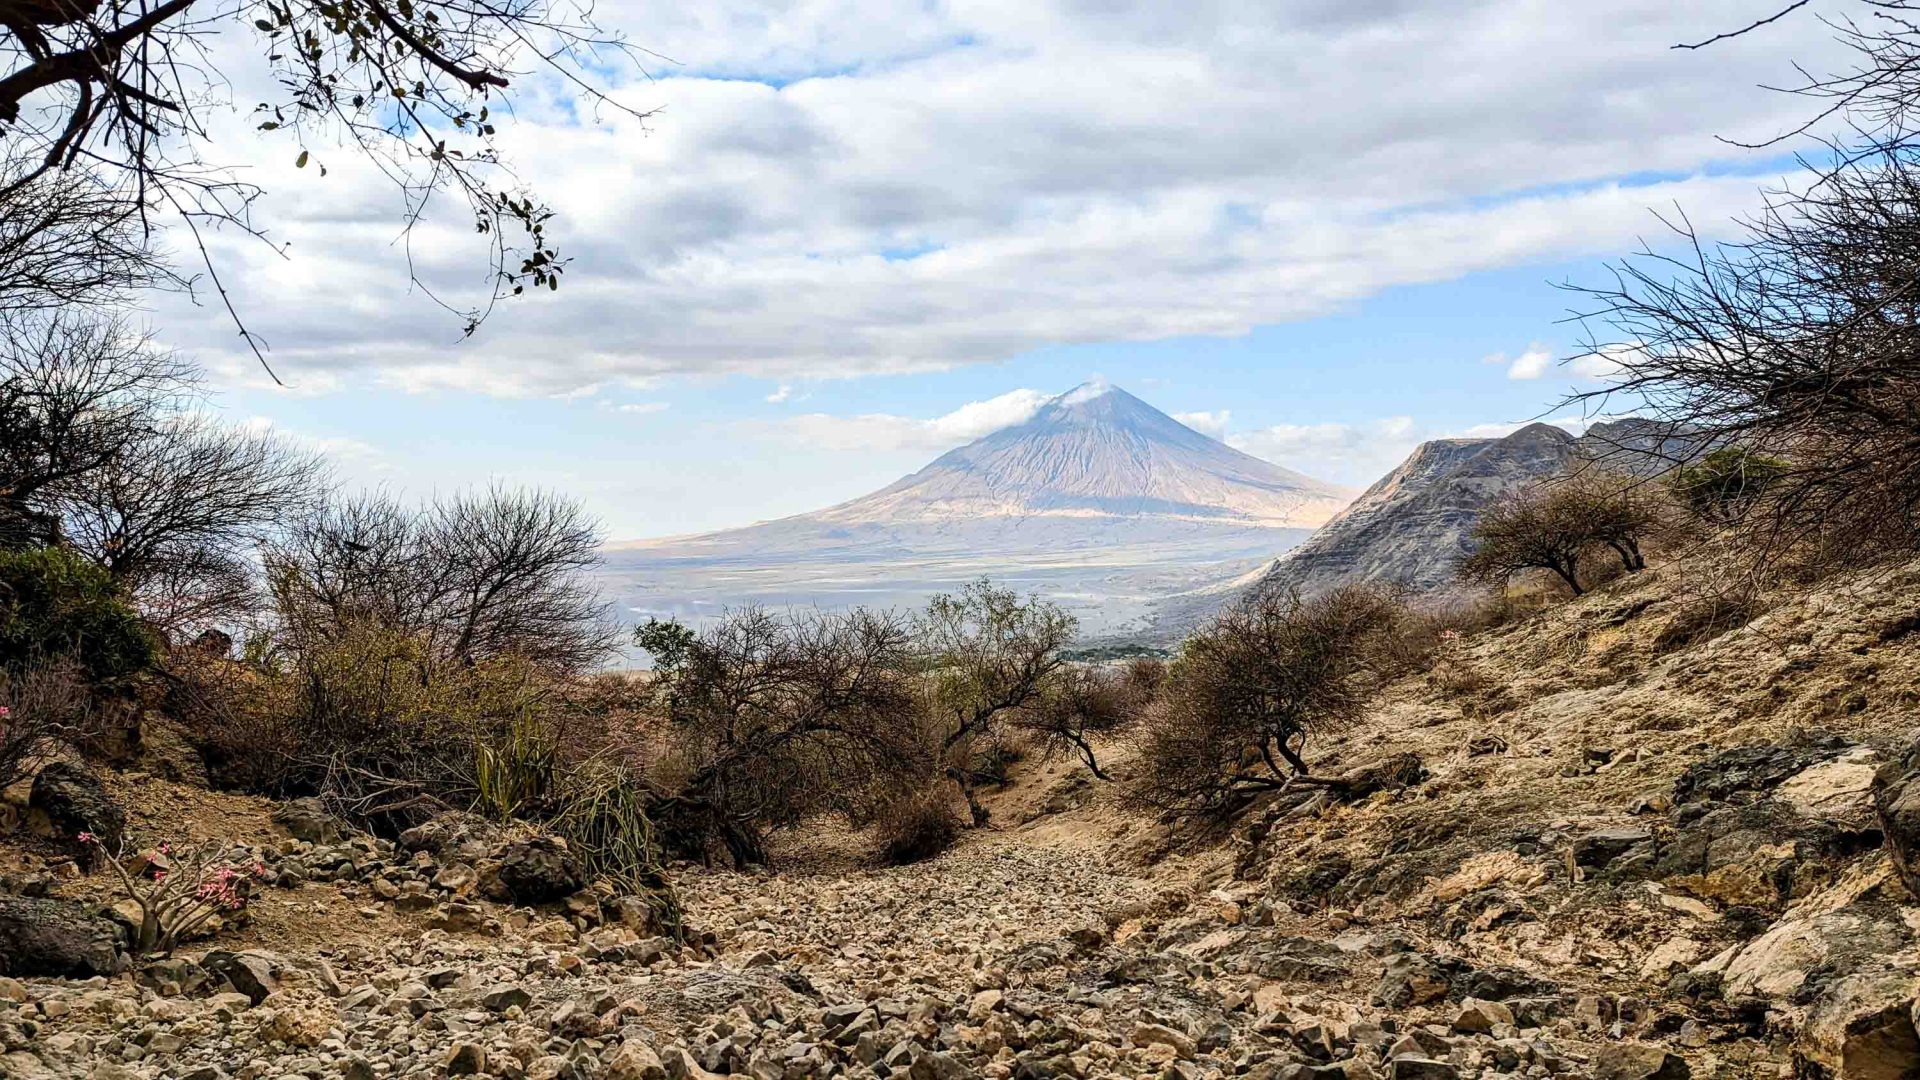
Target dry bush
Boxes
[174,617,547,831]
[1131,585,1402,820]
[1016,660,1158,780]
[0,663,90,790]
[872,784,965,866]
[1458,472,1663,598]
[636,607,929,867]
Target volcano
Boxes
[808,381,1347,531]
[600,382,1352,638]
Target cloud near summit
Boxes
[161,1,1842,399]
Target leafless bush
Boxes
[268,486,617,672]
[1131,585,1402,820]
[636,607,928,867]
[0,662,89,790]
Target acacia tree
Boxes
[0,312,191,550]
[0,0,656,357]
[1457,485,1596,596]
[268,486,617,671]
[1668,448,1791,525]
[1132,585,1400,820]
[1557,469,1664,574]
[917,580,1078,824]
[636,607,926,867]
[0,162,161,311]
[59,415,327,633]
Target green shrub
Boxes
[1669,448,1790,525]
[0,546,154,685]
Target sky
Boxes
[137,0,1857,539]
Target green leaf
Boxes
[295,150,309,168]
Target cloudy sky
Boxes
[150,0,1849,538]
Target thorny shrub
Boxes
[1130,585,1402,820]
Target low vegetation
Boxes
[1458,470,1664,597]
[1130,585,1404,820]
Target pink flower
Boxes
[75,831,96,844]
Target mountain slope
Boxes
[1253,422,1579,598]
[1245,417,1691,601]
[1134,418,1695,638]
[810,383,1349,530]
[600,384,1352,638]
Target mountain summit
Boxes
[811,382,1349,529]
[602,383,1352,637]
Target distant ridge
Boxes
[1248,417,1691,599]
[1140,417,1693,637]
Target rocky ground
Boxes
[3,558,1920,1080]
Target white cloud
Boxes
[1173,410,1231,439]
[613,401,671,415]
[766,384,796,403]
[240,416,393,472]
[749,388,1050,452]
[144,0,1845,398]
[1501,346,1555,380]
[1453,416,1591,439]
[1229,416,1421,486]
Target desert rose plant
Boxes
[81,834,266,955]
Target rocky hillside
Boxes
[3,554,1919,1080]
[1245,418,1692,603]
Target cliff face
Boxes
[1250,422,1579,599]
[1243,417,1697,603]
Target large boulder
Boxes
[1698,902,1919,1080]
[201,949,282,1004]
[0,896,124,977]
[271,797,346,844]
[1872,737,1920,900]
[28,761,125,859]
[1654,799,1863,909]
[494,835,584,904]
[1674,737,1848,805]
